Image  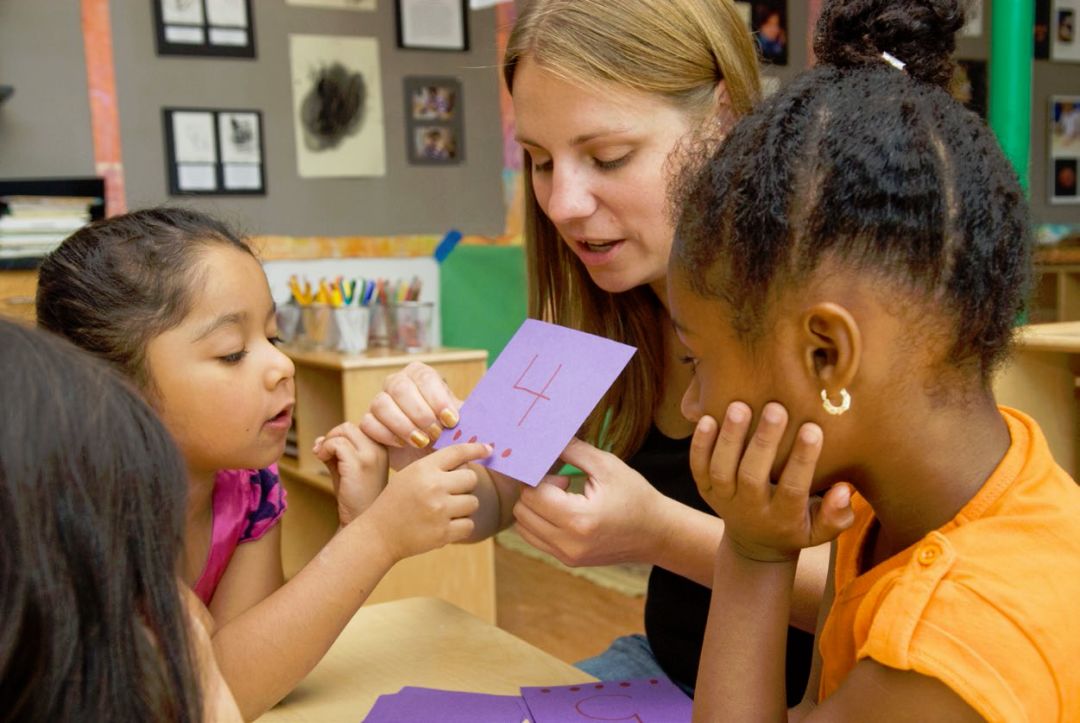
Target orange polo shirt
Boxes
[817,407,1080,722]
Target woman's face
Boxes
[513,59,697,294]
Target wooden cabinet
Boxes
[0,270,38,325]
[277,346,496,623]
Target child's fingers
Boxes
[445,492,480,519]
[426,442,493,471]
[737,403,789,502]
[772,422,823,520]
[440,467,480,495]
[810,482,855,544]
[445,517,477,544]
[689,415,720,495]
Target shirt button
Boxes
[917,545,940,565]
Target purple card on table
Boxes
[433,319,636,486]
[363,687,531,722]
[520,678,692,723]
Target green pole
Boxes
[988,0,1034,190]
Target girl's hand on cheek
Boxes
[690,401,854,562]
[313,422,389,527]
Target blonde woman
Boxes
[361,0,828,700]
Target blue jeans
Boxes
[575,634,694,698]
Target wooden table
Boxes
[257,597,595,722]
[995,321,1080,478]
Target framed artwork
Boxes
[1053,0,1080,62]
[286,0,375,9]
[153,0,256,58]
[396,0,469,52]
[404,76,464,165]
[1037,0,1052,58]
[735,1,787,65]
[960,0,984,37]
[1049,96,1080,204]
[163,108,265,195]
[952,59,988,118]
[289,34,387,178]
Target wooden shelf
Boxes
[278,346,497,624]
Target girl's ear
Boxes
[799,302,861,393]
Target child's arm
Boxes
[207,439,493,720]
[690,403,980,722]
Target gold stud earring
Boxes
[821,388,851,416]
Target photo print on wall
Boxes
[396,0,469,51]
[289,35,386,178]
[153,0,256,58]
[286,0,376,10]
[162,108,265,195]
[1055,0,1080,62]
[1049,95,1080,204]
[735,0,788,65]
[404,76,464,165]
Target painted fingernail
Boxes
[439,408,459,427]
[426,424,443,441]
[409,430,431,448]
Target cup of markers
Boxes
[286,275,425,355]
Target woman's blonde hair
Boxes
[504,0,762,458]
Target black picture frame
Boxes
[403,76,464,165]
[152,0,256,59]
[162,108,266,195]
[395,0,469,52]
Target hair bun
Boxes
[813,0,964,87]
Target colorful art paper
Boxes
[433,319,636,486]
[520,678,692,723]
[364,687,531,722]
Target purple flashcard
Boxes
[363,687,531,722]
[433,319,636,486]
[520,678,692,723]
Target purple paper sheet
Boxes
[520,678,692,723]
[363,687,531,722]
[433,319,636,486]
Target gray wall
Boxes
[1,1,1077,228]
[0,0,506,237]
[0,1,96,177]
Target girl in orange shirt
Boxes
[664,0,1080,720]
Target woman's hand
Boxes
[690,401,854,562]
[359,361,464,471]
[313,422,388,527]
[512,438,666,567]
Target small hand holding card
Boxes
[433,320,636,486]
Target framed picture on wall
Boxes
[163,108,265,195]
[403,76,464,165]
[395,0,469,52]
[1049,96,1080,204]
[952,59,988,118]
[1053,0,1080,62]
[153,0,256,58]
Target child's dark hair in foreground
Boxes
[0,319,205,722]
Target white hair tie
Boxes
[881,51,907,71]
